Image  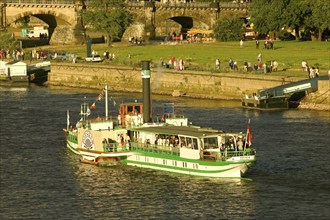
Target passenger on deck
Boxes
[237,137,243,151]
[145,139,151,146]
[180,137,186,148]
[165,137,170,146]
[157,138,162,146]
[220,141,227,158]
[175,137,179,147]
[120,134,124,147]
[125,133,131,149]
[169,136,175,147]
[228,137,235,150]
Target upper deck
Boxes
[131,125,225,138]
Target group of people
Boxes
[103,50,115,60]
[214,54,278,73]
[0,49,25,61]
[102,133,131,152]
[229,58,238,70]
[301,60,320,78]
[154,134,180,148]
[128,36,144,45]
[161,56,185,70]
[255,36,274,50]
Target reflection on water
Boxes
[282,108,330,120]
[70,159,255,220]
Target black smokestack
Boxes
[142,60,151,123]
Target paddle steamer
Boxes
[64,61,256,178]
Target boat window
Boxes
[180,137,198,150]
[192,138,198,150]
[135,106,141,113]
[204,137,218,149]
[179,136,186,148]
[186,137,192,148]
[127,106,133,112]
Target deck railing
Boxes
[103,142,180,156]
[102,141,255,161]
[203,148,255,161]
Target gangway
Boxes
[259,77,318,98]
[242,77,319,110]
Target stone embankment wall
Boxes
[48,63,329,110]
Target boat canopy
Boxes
[131,125,224,138]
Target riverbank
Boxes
[47,63,329,111]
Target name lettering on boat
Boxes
[82,130,95,150]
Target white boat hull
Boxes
[125,154,253,178]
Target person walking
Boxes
[229,58,234,70]
[301,60,307,71]
[240,39,243,48]
[315,66,319,77]
[256,39,259,49]
[215,58,220,70]
[257,53,262,62]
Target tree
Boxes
[250,0,329,41]
[306,0,330,41]
[250,0,272,34]
[83,0,133,46]
[0,31,19,50]
[15,16,30,28]
[213,13,243,42]
[284,0,312,40]
[250,0,289,36]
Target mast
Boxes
[105,84,108,118]
[80,96,90,121]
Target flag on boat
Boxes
[247,120,252,146]
[97,93,103,101]
[90,102,96,109]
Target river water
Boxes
[0,85,329,220]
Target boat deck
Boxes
[131,125,224,137]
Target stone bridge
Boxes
[1,0,248,45]
[125,1,248,40]
[1,0,85,45]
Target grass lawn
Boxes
[38,40,330,77]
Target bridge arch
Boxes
[4,2,85,45]
[9,12,73,42]
[169,16,193,35]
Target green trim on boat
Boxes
[123,160,241,174]
[68,133,78,144]
[130,151,255,166]
[67,141,79,155]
